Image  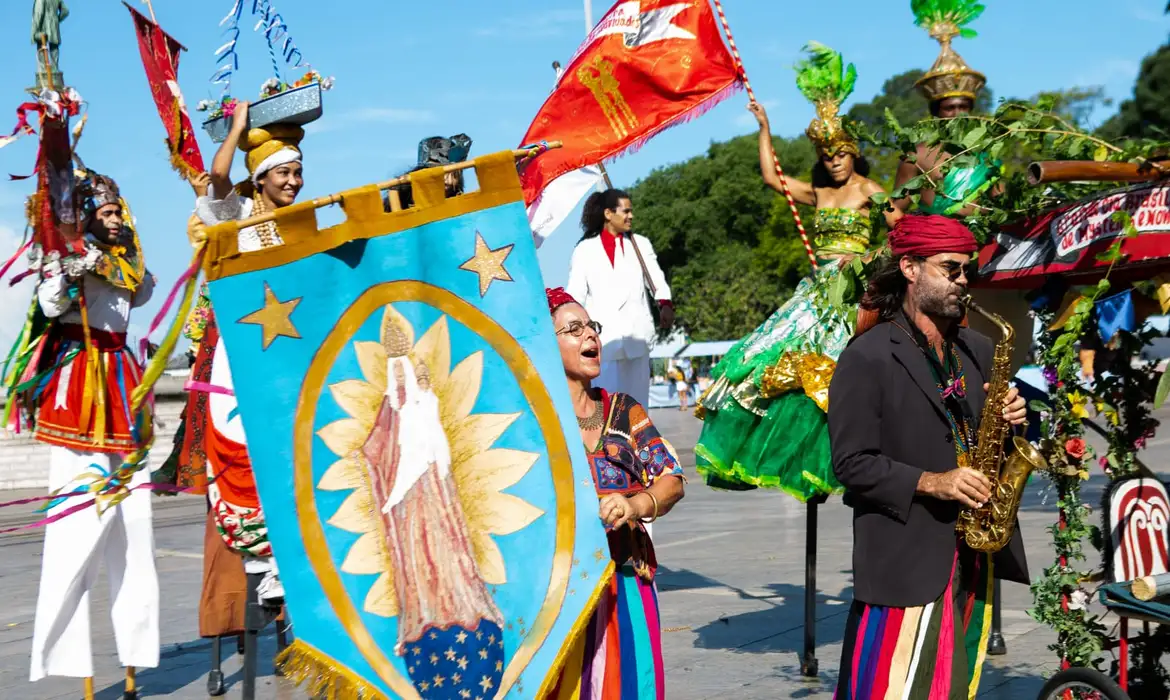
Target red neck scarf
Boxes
[599,229,625,267]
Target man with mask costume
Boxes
[27,168,159,697]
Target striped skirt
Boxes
[836,548,994,700]
[548,564,665,700]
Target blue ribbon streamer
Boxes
[209,0,312,96]
[1095,289,1136,343]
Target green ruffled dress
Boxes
[695,208,873,501]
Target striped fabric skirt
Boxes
[836,548,994,700]
[32,327,145,454]
[547,564,665,700]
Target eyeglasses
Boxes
[556,320,602,337]
[919,258,973,282]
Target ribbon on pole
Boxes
[708,0,818,272]
[125,2,206,177]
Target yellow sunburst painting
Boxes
[315,303,544,619]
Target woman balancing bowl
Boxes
[544,287,685,699]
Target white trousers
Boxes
[30,447,160,680]
[597,356,651,408]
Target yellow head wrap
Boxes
[240,124,305,181]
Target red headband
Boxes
[546,287,578,315]
[889,214,979,258]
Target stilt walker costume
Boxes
[23,168,161,684]
[695,44,874,500]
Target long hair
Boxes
[811,154,871,188]
[861,254,915,321]
[579,188,631,240]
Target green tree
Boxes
[1098,42,1170,139]
[629,133,817,340]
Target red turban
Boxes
[546,287,578,314]
[888,214,978,258]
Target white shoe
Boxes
[257,570,284,605]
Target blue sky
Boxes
[0,0,1167,352]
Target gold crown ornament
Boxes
[912,0,987,103]
[794,42,860,158]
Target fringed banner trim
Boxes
[276,640,388,700]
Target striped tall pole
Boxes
[709,0,818,272]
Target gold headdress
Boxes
[795,42,859,158]
[240,123,305,181]
[912,0,986,103]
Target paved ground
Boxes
[1,407,1167,699]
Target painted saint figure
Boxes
[355,311,505,698]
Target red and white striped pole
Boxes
[709,0,818,272]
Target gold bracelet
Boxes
[637,490,659,523]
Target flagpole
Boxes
[578,2,614,190]
[708,0,818,273]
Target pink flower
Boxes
[1065,438,1087,459]
[1135,437,1147,450]
[1099,456,1109,469]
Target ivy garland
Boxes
[850,99,1169,671]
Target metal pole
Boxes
[584,0,593,31]
[802,495,825,676]
[987,579,1006,655]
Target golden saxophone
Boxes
[955,295,1048,553]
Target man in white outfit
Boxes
[25,169,159,695]
[566,188,672,407]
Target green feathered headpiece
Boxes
[911,0,986,103]
[794,42,859,157]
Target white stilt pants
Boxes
[29,447,160,680]
[597,355,651,408]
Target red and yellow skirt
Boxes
[32,325,145,454]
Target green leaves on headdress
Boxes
[793,42,856,108]
[911,0,985,41]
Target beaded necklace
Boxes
[891,314,976,461]
[250,193,281,249]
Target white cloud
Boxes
[1129,1,1170,23]
[304,107,435,135]
[475,9,583,38]
[1074,58,1140,89]
[733,99,780,129]
[0,224,36,371]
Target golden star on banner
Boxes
[237,282,303,350]
[459,231,514,297]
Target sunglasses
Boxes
[556,320,602,338]
[917,257,976,282]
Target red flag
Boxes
[519,0,741,233]
[125,3,205,177]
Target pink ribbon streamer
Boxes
[0,483,193,535]
[137,249,205,364]
[184,379,234,396]
[0,239,31,284]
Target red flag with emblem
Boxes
[125,2,205,178]
[520,0,741,243]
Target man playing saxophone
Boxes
[828,214,1029,700]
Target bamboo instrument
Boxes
[225,142,560,232]
[1027,160,1169,185]
[1130,573,1170,601]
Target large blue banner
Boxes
[203,152,612,699]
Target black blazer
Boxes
[828,321,1029,608]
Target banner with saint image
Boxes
[202,151,613,699]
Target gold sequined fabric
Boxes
[759,351,836,412]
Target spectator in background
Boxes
[567,188,673,406]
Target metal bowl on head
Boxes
[202,81,323,143]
